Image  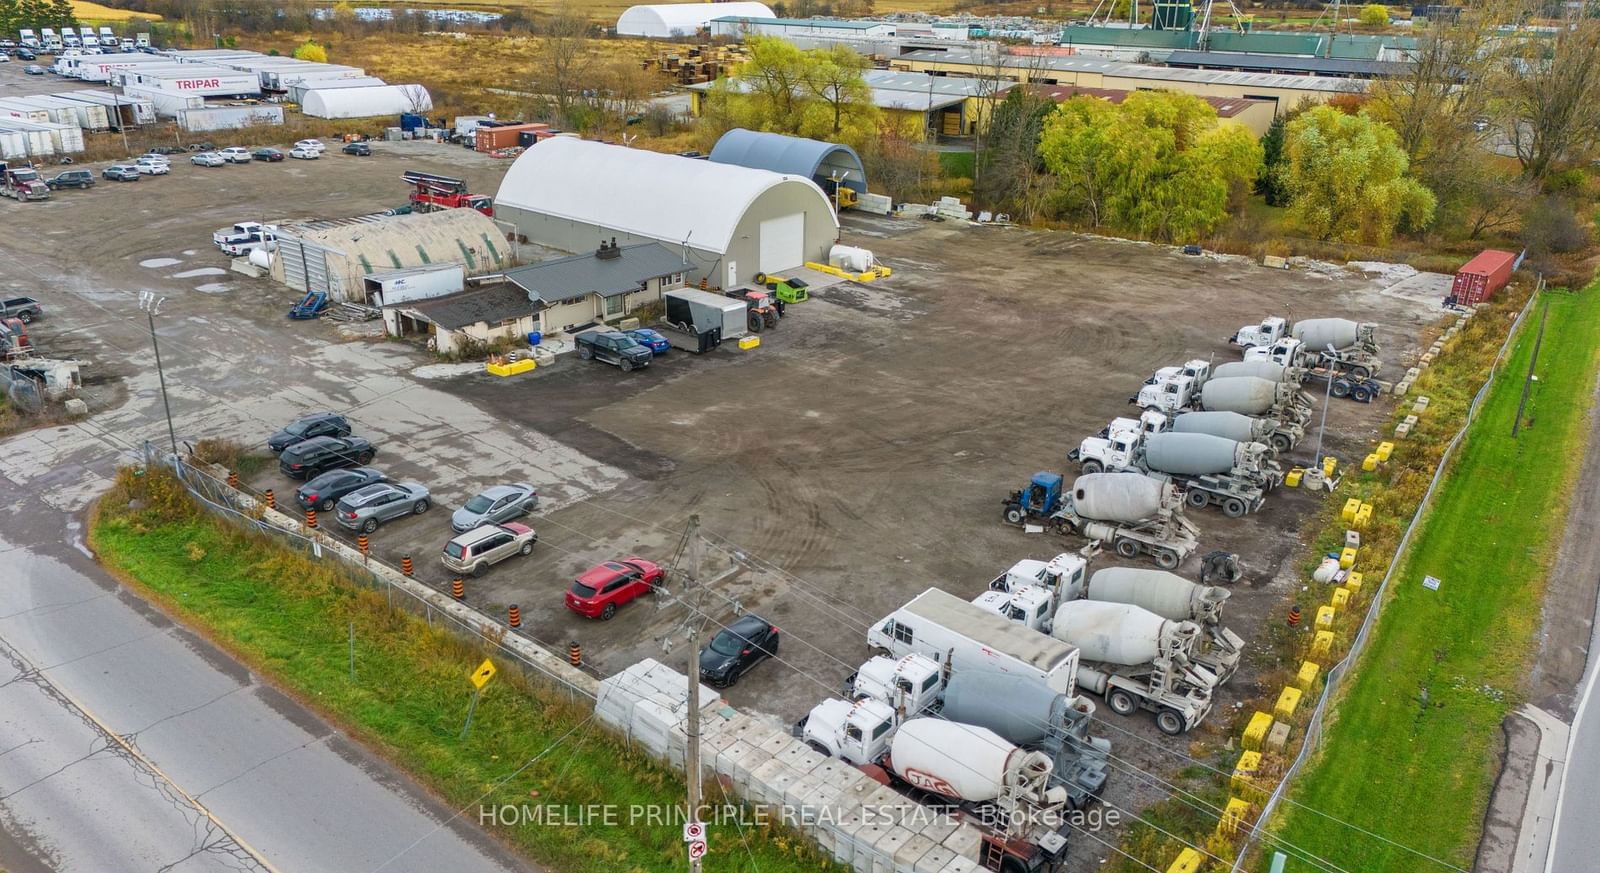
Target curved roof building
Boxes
[616,2,775,37]
[708,128,867,202]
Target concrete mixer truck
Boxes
[1001,472,1200,570]
[1199,376,1314,428]
[1049,600,1218,735]
[1069,430,1280,518]
[1231,316,1383,380]
[1173,406,1303,454]
[1130,359,1212,413]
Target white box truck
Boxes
[866,587,1080,697]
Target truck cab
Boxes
[1070,429,1140,476]
[1231,316,1287,349]
[1131,372,1195,414]
[989,552,1089,599]
[1,165,51,202]
[1002,471,1064,526]
[797,697,898,765]
[1177,358,1211,389]
[1244,336,1303,368]
[972,587,1056,634]
[847,653,944,716]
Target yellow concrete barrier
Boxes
[1341,498,1361,524]
[1218,797,1253,836]
[1285,468,1304,487]
[1362,453,1380,471]
[1315,605,1336,630]
[1339,547,1358,569]
[1343,571,1364,595]
[1167,848,1204,873]
[1353,504,1373,529]
[1311,630,1334,658]
[1233,750,1264,801]
[1331,587,1350,611]
[486,358,536,377]
[737,336,761,350]
[1242,711,1274,752]
[1275,686,1303,721]
[1322,456,1338,477]
[1296,661,1321,693]
[1376,441,1395,461]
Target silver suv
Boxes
[335,482,431,533]
[441,523,537,576]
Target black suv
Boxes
[267,412,350,452]
[574,330,652,372]
[46,170,95,189]
[278,435,376,479]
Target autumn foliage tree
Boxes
[293,40,328,62]
[1281,106,1436,244]
[1037,90,1262,242]
[700,36,879,150]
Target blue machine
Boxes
[1002,472,1064,525]
[288,290,329,320]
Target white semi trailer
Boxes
[867,587,1080,695]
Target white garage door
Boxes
[758,213,805,273]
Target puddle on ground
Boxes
[171,268,225,278]
[139,257,181,268]
[195,283,230,294]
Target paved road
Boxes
[1545,591,1600,872]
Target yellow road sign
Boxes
[470,659,497,689]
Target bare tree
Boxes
[1497,14,1600,181]
[1366,6,1502,168]
[533,1,592,126]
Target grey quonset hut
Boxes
[709,128,867,207]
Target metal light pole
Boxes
[138,291,178,456]
[683,513,704,873]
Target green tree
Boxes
[1358,4,1390,27]
[1281,105,1437,244]
[1037,90,1263,241]
[293,40,328,62]
[977,86,1056,221]
[18,0,46,29]
[1256,114,1290,206]
[0,0,19,37]
[706,36,880,149]
[45,0,72,28]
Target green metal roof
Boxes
[1056,25,1418,60]
[1206,31,1324,55]
[1059,25,1192,49]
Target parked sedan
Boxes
[289,146,319,160]
[450,482,538,532]
[334,481,432,533]
[441,522,537,576]
[219,146,253,164]
[295,466,385,512]
[133,158,169,175]
[625,328,670,355]
[190,151,226,167]
[565,558,663,620]
[23,64,44,75]
[267,412,350,452]
[252,147,285,162]
[341,142,371,156]
[102,165,140,182]
[699,614,780,687]
[293,138,326,154]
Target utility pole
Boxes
[138,291,178,456]
[683,513,705,873]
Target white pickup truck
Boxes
[213,222,275,250]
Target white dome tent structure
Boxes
[494,137,838,288]
[301,84,433,119]
[616,1,775,37]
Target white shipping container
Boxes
[121,65,262,97]
[177,104,285,132]
[0,129,35,160]
[15,95,110,131]
[0,120,79,155]
[0,102,53,124]
[62,90,158,125]
[122,85,205,118]
[0,98,77,127]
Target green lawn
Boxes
[1268,286,1600,870]
[91,474,842,873]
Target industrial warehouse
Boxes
[2,5,1596,873]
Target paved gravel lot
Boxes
[0,136,1455,869]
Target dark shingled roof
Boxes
[405,282,538,331]
[503,242,687,305]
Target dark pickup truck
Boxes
[0,297,42,323]
[574,330,652,372]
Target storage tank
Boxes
[1212,360,1287,383]
[1050,601,1199,666]
[1086,567,1229,624]
[1070,473,1166,522]
[1172,411,1271,444]
[887,718,1053,803]
[1144,432,1241,477]
[1201,376,1283,416]
[829,244,875,272]
[1291,318,1360,351]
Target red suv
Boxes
[565,558,663,620]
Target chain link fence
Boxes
[1231,290,1542,870]
[2,365,43,414]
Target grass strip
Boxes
[90,469,843,873]
[1269,284,1600,870]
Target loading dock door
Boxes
[758,213,804,273]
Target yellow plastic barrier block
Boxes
[1341,498,1361,524]
[1296,661,1321,693]
[1275,686,1303,721]
[1322,456,1338,477]
[1167,848,1204,873]
[1339,547,1358,569]
[1315,605,1336,631]
[1310,630,1334,658]
[1376,441,1395,461]
[1353,505,1373,530]
[1232,750,1263,800]
[737,336,761,350]
[1330,587,1350,611]
[485,358,536,377]
[1285,468,1304,487]
[1343,572,1364,595]
[1218,797,1253,836]
[1362,453,1380,471]
[1242,711,1274,752]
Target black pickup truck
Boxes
[574,330,652,372]
[0,296,42,323]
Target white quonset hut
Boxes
[271,210,508,302]
[616,1,774,37]
[495,137,839,288]
[301,84,433,119]
[709,128,867,206]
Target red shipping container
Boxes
[474,122,548,153]
[1450,249,1515,306]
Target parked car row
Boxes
[44,140,371,193]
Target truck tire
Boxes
[1155,709,1186,736]
[1185,489,1209,509]
[748,312,763,333]
[1107,688,1137,716]
[1222,497,1248,518]
[1348,363,1372,380]
[807,740,831,757]
[1154,548,1180,570]
[1331,379,1351,399]
[577,345,593,360]
[1080,459,1103,475]
[1352,385,1373,403]
[1114,538,1140,560]
[1271,432,1292,453]
[620,358,634,372]
[763,310,778,329]
[1002,503,1025,525]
